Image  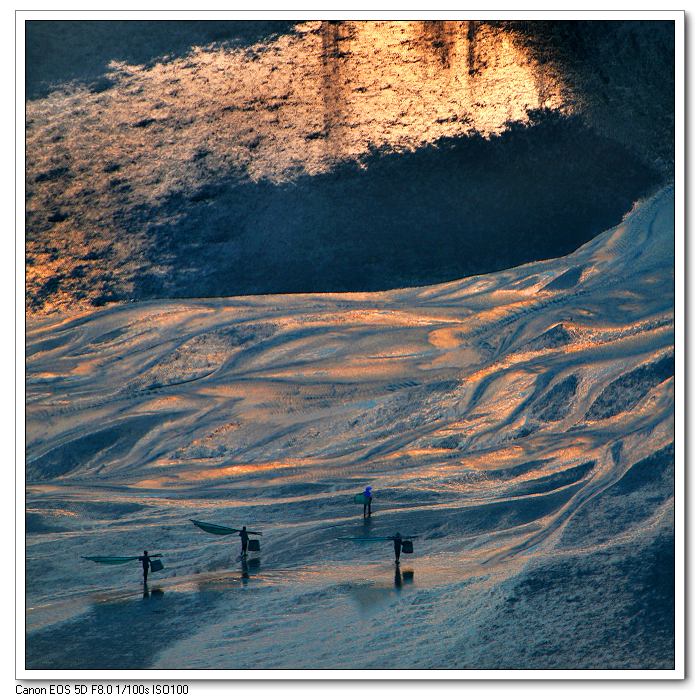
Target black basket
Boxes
[401,540,413,554]
[248,539,261,552]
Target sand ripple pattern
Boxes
[25,188,675,669]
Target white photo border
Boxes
[15,7,686,681]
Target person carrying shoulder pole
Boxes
[239,526,249,557]
[391,532,402,563]
[138,550,151,584]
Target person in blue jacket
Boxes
[363,486,373,518]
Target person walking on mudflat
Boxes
[138,551,152,584]
[391,533,403,563]
[363,486,373,518]
[82,552,164,584]
[337,532,416,563]
[239,526,250,557]
[190,519,262,560]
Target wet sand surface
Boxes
[26,188,675,669]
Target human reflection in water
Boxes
[394,563,415,590]
[142,584,164,599]
[241,557,261,584]
[394,563,402,590]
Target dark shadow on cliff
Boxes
[133,110,662,301]
[26,20,299,100]
[499,20,675,175]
